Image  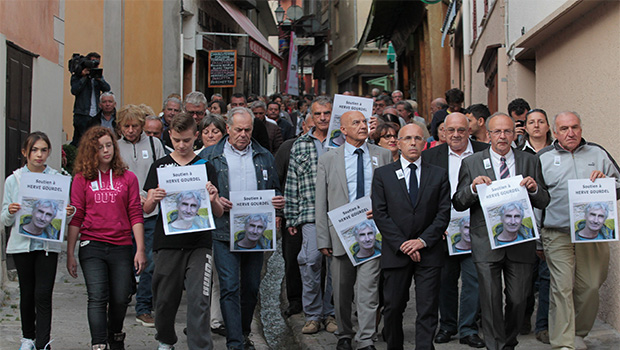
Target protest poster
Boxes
[157,164,215,235]
[326,94,373,148]
[15,172,71,242]
[446,210,471,256]
[568,178,618,243]
[229,190,276,252]
[476,175,538,249]
[327,196,381,266]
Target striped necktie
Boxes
[499,157,510,179]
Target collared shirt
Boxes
[344,141,372,202]
[308,128,328,158]
[448,141,474,196]
[399,155,422,191]
[489,147,515,180]
[101,116,115,131]
[224,140,257,192]
[89,79,97,117]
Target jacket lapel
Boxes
[335,147,349,197]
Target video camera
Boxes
[68,53,103,79]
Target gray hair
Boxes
[226,107,255,126]
[551,111,582,133]
[499,202,524,218]
[32,199,59,217]
[199,115,226,135]
[100,91,115,103]
[175,191,202,207]
[584,202,610,219]
[458,216,470,231]
[250,100,267,110]
[145,115,164,125]
[310,96,332,111]
[353,220,376,237]
[163,97,182,110]
[245,213,270,226]
[485,112,514,131]
[396,101,414,115]
[184,91,207,109]
[211,93,223,101]
[391,90,403,97]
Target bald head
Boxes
[398,124,425,163]
[431,98,447,114]
[340,111,368,146]
[445,112,470,154]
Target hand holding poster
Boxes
[15,172,71,242]
[157,164,215,235]
[327,196,381,266]
[568,178,618,243]
[477,175,539,249]
[446,210,471,256]
[229,190,276,252]
[327,94,374,148]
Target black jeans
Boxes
[13,250,58,348]
[79,240,134,346]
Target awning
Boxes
[441,1,459,48]
[357,0,426,57]
[367,75,393,90]
[216,0,283,70]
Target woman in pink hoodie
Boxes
[66,126,146,350]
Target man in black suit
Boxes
[372,123,451,350]
[422,113,488,348]
[452,113,550,350]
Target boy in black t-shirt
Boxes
[143,113,224,350]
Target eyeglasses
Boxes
[446,127,468,134]
[398,135,425,143]
[489,129,515,136]
[188,110,206,117]
[381,134,397,140]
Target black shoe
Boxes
[459,334,485,348]
[336,338,352,350]
[283,301,303,317]
[520,319,532,335]
[211,325,227,337]
[357,346,376,350]
[434,330,455,343]
[243,335,255,350]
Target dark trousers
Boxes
[152,248,213,349]
[282,223,302,304]
[71,113,91,147]
[135,216,157,315]
[79,241,134,346]
[383,264,441,350]
[438,254,480,337]
[475,259,533,350]
[13,251,58,348]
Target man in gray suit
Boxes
[452,113,550,350]
[316,111,392,350]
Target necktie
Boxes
[499,157,510,179]
[408,163,418,207]
[355,148,365,199]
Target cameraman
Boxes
[70,52,111,146]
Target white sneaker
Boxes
[92,344,107,350]
[157,342,175,350]
[19,338,35,350]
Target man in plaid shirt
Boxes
[284,96,337,334]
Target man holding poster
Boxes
[316,110,391,350]
[452,113,549,350]
[538,111,620,350]
[201,107,284,350]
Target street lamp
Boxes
[275,5,285,24]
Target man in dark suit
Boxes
[452,113,550,350]
[316,111,392,350]
[422,113,488,348]
[372,123,451,350]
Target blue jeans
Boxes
[135,216,156,315]
[213,240,263,350]
[79,240,134,346]
[535,260,550,332]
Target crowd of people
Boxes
[2,84,619,350]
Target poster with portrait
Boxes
[14,172,71,242]
[477,175,539,250]
[568,178,618,243]
[326,94,373,148]
[446,210,471,256]
[229,190,276,252]
[327,196,381,266]
[157,164,215,235]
